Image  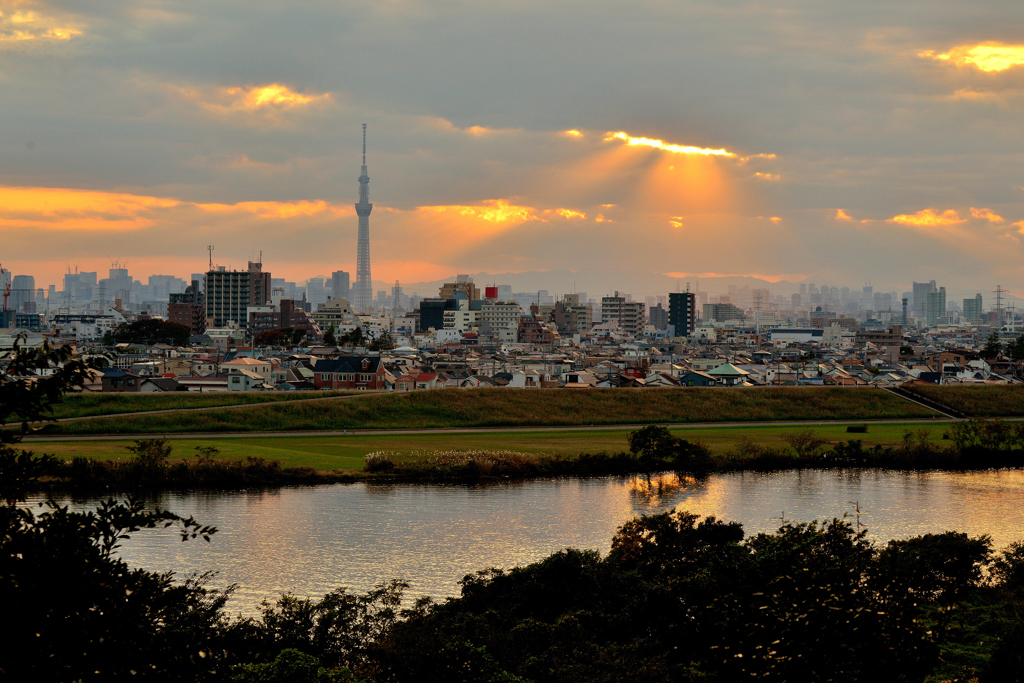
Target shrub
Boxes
[364,452,397,473]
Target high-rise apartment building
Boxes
[553,294,592,335]
[601,292,645,337]
[168,280,206,335]
[439,278,480,301]
[963,294,983,321]
[913,280,937,319]
[331,270,350,302]
[668,292,696,336]
[702,303,745,323]
[925,286,946,327]
[205,261,271,328]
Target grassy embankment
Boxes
[30,422,950,471]
[28,386,936,436]
[34,418,1018,492]
[4,390,355,423]
[911,384,1024,417]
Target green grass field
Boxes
[911,384,1024,417]
[28,387,937,436]
[28,422,952,473]
[6,390,356,423]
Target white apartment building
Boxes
[443,308,481,332]
[601,292,645,338]
[480,301,523,343]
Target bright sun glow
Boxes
[420,199,541,224]
[889,208,965,226]
[603,131,736,157]
[921,43,1024,72]
[836,209,853,221]
[226,84,324,109]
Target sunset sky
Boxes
[3,0,1024,299]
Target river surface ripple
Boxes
[38,469,1024,614]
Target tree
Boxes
[368,330,395,352]
[627,424,712,470]
[111,318,191,345]
[1010,334,1024,362]
[256,327,304,348]
[984,331,1003,357]
[324,325,337,347]
[628,424,676,461]
[782,429,831,458]
[0,338,226,680]
[341,326,364,348]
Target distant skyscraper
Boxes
[963,294,983,321]
[912,280,936,319]
[331,270,350,302]
[353,124,373,313]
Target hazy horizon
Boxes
[3,0,1023,299]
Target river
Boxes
[42,469,1024,614]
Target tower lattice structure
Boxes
[353,123,373,313]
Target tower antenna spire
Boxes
[354,124,373,313]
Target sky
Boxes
[3,0,1024,300]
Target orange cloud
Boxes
[888,208,965,226]
[758,215,782,224]
[0,6,81,44]
[1013,221,1024,234]
[970,207,1005,223]
[0,186,348,231]
[603,131,737,157]
[921,43,1024,72]
[669,217,684,229]
[196,199,345,219]
[753,172,780,181]
[595,214,611,223]
[563,129,583,137]
[417,199,541,225]
[836,209,853,221]
[552,208,586,220]
[0,187,179,230]
[175,83,330,119]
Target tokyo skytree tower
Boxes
[353,123,373,313]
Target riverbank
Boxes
[29,420,1024,494]
[20,386,938,437]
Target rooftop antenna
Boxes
[208,245,215,270]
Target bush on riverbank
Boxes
[48,439,342,491]
[363,448,672,481]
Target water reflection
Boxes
[34,469,1024,615]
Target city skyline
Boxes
[3,1,1024,295]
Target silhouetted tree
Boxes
[111,318,190,345]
